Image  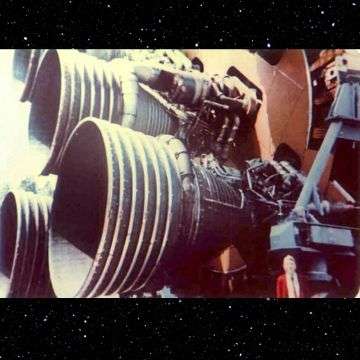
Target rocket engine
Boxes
[1,49,359,298]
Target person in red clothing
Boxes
[276,255,307,298]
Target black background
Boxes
[0,0,360,358]
[0,300,359,359]
[0,0,359,48]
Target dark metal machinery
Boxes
[270,52,360,296]
[1,49,359,298]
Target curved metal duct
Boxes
[0,191,53,298]
[29,49,178,175]
[118,64,179,137]
[49,119,246,298]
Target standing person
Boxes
[276,255,307,298]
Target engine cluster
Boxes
[0,49,358,298]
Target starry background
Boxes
[0,0,360,358]
[0,0,359,48]
[0,300,359,359]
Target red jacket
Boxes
[276,274,308,298]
